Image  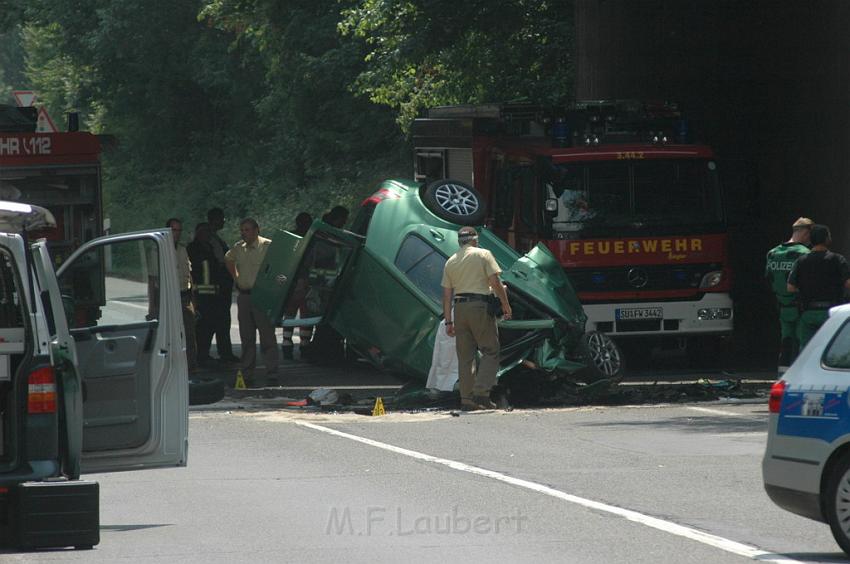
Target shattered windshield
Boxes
[547,159,723,236]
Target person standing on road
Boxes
[441,227,512,411]
[166,218,198,373]
[188,222,221,368]
[226,218,280,387]
[282,211,315,360]
[787,224,850,350]
[206,207,239,363]
[293,212,313,236]
[765,217,813,372]
[323,206,349,229]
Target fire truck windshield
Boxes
[546,159,723,237]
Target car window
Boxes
[59,239,159,328]
[394,235,447,304]
[0,250,24,329]
[824,319,850,369]
[288,234,354,318]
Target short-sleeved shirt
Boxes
[765,242,810,305]
[225,236,271,291]
[441,245,501,295]
[788,250,850,307]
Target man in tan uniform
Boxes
[225,218,279,386]
[166,218,197,372]
[441,227,512,410]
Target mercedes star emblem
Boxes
[626,267,649,289]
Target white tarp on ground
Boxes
[426,319,458,392]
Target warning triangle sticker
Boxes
[35,107,58,133]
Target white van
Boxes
[0,202,188,549]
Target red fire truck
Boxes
[412,101,732,354]
[0,104,103,265]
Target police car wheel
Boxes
[420,179,487,226]
[826,451,850,555]
[579,331,625,383]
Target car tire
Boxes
[825,451,850,555]
[579,331,625,383]
[419,179,487,226]
[189,377,225,406]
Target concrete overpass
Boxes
[575,0,850,365]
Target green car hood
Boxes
[478,230,586,329]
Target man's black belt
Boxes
[239,289,252,295]
[806,301,836,310]
[455,293,488,303]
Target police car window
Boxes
[394,235,447,304]
[823,320,850,369]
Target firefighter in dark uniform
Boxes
[787,224,850,350]
[765,217,813,372]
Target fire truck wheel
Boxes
[579,331,625,383]
[189,377,225,406]
[420,179,487,226]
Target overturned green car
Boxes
[252,178,623,385]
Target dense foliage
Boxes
[0,0,573,240]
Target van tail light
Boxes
[28,366,57,414]
[768,380,787,414]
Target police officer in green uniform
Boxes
[765,217,813,372]
[787,224,850,350]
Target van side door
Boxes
[56,229,188,473]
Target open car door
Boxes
[56,229,188,473]
[252,222,364,328]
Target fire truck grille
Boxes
[566,263,722,293]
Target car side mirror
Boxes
[545,198,559,217]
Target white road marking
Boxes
[295,421,803,564]
[687,406,755,417]
[112,300,148,310]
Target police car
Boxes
[763,303,850,555]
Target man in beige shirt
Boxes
[166,218,197,372]
[225,218,279,386]
[441,227,512,410]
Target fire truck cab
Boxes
[0,104,106,325]
[412,101,733,350]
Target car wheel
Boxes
[420,179,487,226]
[825,451,850,555]
[189,377,225,406]
[579,331,625,383]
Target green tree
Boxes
[340,0,575,128]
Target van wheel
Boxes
[189,377,225,406]
[579,331,625,383]
[420,179,487,226]
[825,451,850,555]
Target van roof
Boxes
[0,201,56,232]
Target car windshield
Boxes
[546,159,723,237]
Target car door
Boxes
[252,222,363,328]
[32,241,84,478]
[55,229,188,473]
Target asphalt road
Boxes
[3,401,846,563]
